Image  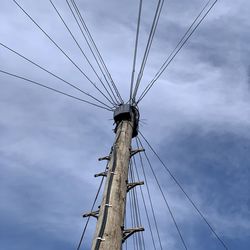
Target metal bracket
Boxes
[96,237,105,241]
[130,148,145,157]
[127,181,144,192]
[98,156,111,161]
[82,210,99,219]
[122,227,144,243]
[105,204,112,208]
[94,171,108,178]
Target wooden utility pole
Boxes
[90,104,143,250]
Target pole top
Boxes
[113,104,139,138]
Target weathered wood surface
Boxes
[91,119,134,250]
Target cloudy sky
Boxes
[0,0,250,249]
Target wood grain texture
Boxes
[91,119,134,250]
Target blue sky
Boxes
[0,0,250,249]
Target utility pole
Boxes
[86,104,144,250]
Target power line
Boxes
[132,0,164,101]
[129,164,140,250]
[132,156,157,250]
[132,0,165,102]
[70,0,123,104]
[49,0,118,106]
[12,0,115,107]
[133,177,146,250]
[128,183,138,250]
[68,0,124,104]
[0,69,112,111]
[77,172,106,250]
[125,216,128,250]
[137,137,188,250]
[151,0,213,83]
[129,0,143,103]
[66,0,120,105]
[137,0,218,103]
[139,131,229,250]
[0,42,113,110]
[71,0,124,104]
[130,160,145,250]
[135,138,163,250]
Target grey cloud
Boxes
[1,0,250,249]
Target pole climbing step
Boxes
[83,210,99,219]
[130,148,145,157]
[127,181,144,192]
[98,155,111,161]
[94,171,108,177]
[122,227,145,243]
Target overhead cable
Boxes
[130,160,145,250]
[0,69,112,111]
[128,164,140,250]
[137,0,218,103]
[66,0,120,105]
[137,137,188,250]
[129,0,143,103]
[132,156,157,250]
[12,0,115,107]
[135,139,163,250]
[49,0,118,106]
[70,0,123,104]
[77,169,106,250]
[132,0,165,102]
[68,0,124,104]
[0,42,112,110]
[139,131,229,250]
[128,183,138,249]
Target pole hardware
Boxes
[122,227,145,243]
[130,148,145,157]
[96,237,105,242]
[105,204,112,208]
[98,156,111,161]
[83,210,99,219]
[94,171,108,178]
[127,181,144,192]
[113,104,139,138]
